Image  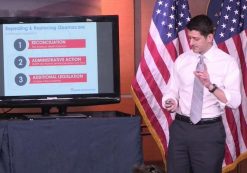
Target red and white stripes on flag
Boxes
[131,0,247,172]
[213,0,247,171]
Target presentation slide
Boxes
[2,22,99,96]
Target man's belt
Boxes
[175,113,222,125]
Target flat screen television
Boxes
[0,15,120,113]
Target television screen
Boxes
[0,15,120,110]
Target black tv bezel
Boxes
[0,15,120,108]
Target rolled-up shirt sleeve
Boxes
[162,63,179,108]
[219,59,241,109]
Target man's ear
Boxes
[207,33,214,42]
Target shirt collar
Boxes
[192,45,216,60]
[200,45,216,60]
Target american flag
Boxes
[213,0,247,172]
[131,0,247,172]
[131,0,191,164]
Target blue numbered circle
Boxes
[14,56,27,69]
[15,73,27,86]
[14,39,26,51]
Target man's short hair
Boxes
[186,14,215,37]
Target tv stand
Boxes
[41,106,52,116]
[41,106,67,116]
[23,111,130,120]
[58,106,67,115]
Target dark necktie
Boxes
[190,55,205,124]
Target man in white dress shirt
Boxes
[162,15,241,173]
